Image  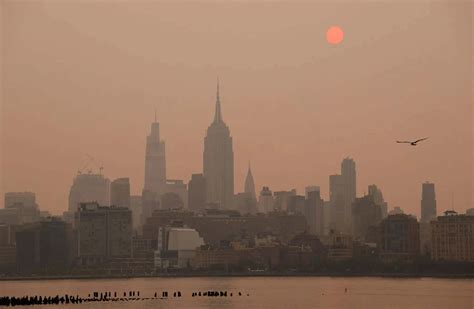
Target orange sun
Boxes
[326,26,344,45]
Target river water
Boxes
[0,276,473,308]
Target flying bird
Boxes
[396,137,429,146]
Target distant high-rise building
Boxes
[329,158,356,233]
[258,186,273,213]
[368,184,388,218]
[305,190,324,235]
[110,178,131,208]
[68,173,110,212]
[165,180,188,209]
[341,158,356,231]
[130,195,142,231]
[141,115,167,225]
[203,80,234,209]
[305,186,320,198]
[2,192,40,225]
[188,174,207,212]
[352,195,382,240]
[288,195,305,214]
[273,189,297,212]
[323,201,332,235]
[329,174,344,232]
[141,190,160,227]
[161,192,184,209]
[244,163,256,200]
[143,115,166,196]
[389,206,404,215]
[421,182,437,223]
[4,192,38,209]
[234,192,257,215]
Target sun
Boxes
[326,26,344,45]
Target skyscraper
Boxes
[305,186,320,198]
[274,189,297,212]
[368,184,388,218]
[4,192,38,209]
[2,192,40,225]
[305,190,324,236]
[143,114,166,196]
[130,195,142,230]
[329,174,344,232]
[341,158,356,230]
[421,182,437,223]
[203,80,234,209]
[68,173,110,212]
[329,158,356,233]
[352,195,382,240]
[142,115,167,224]
[288,195,305,214]
[244,163,256,200]
[258,186,273,213]
[110,178,131,208]
[165,179,188,209]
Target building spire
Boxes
[244,161,256,199]
[214,77,222,123]
[154,107,157,123]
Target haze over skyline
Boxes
[1,1,472,217]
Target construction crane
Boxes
[77,154,104,175]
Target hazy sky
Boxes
[1,0,472,216]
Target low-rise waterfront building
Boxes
[75,202,132,266]
[431,211,474,262]
[378,214,420,262]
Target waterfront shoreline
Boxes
[1,272,473,282]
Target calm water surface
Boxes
[0,277,473,308]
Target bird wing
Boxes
[396,141,411,143]
[413,137,428,143]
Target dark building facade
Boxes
[421,182,437,223]
[431,211,474,262]
[352,195,382,240]
[110,178,131,208]
[142,209,307,248]
[15,218,73,273]
[305,191,325,236]
[75,203,132,266]
[288,195,305,214]
[378,214,420,262]
[188,174,207,212]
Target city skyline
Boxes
[1,1,472,217]
[0,92,466,218]
[1,1,474,304]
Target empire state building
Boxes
[203,81,234,209]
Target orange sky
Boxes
[1,0,472,217]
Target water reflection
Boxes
[0,277,472,308]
